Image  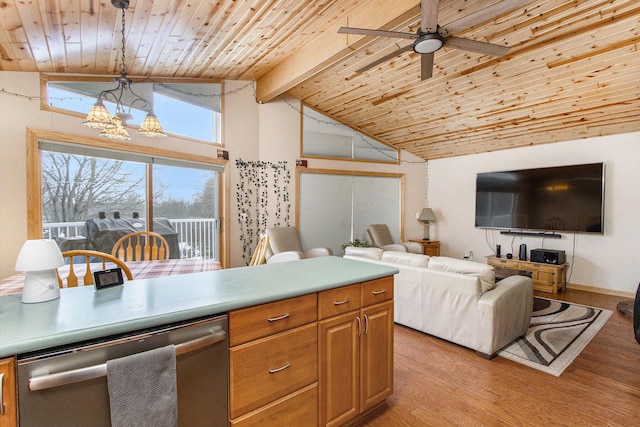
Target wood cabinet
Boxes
[229,294,319,426]
[318,277,394,427]
[228,277,394,427]
[0,357,17,427]
[486,256,568,294]
[408,240,440,256]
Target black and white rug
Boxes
[498,297,612,376]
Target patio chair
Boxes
[59,250,133,287]
[111,231,170,261]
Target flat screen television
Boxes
[475,163,604,234]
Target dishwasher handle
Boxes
[28,329,226,392]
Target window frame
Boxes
[295,167,406,255]
[300,104,400,164]
[26,128,230,267]
[40,74,224,146]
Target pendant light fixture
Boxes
[83,0,166,139]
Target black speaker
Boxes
[519,244,527,261]
[496,244,501,258]
[530,249,566,265]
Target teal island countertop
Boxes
[0,256,397,358]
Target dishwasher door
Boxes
[17,315,228,427]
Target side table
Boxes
[408,240,440,256]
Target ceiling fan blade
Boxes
[445,37,510,57]
[421,0,440,33]
[355,44,414,74]
[420,53,434,80]
[338,27,416,40]
[441,0,538,36]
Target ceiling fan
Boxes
[338,0,535,80]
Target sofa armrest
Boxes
[266,251,304,263]
[402,241,424,254]
[476,275,534,356]
[303,247,333,258]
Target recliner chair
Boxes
[265,227,333,263]
[366,224,423,254]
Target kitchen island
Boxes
[0,256,398,426]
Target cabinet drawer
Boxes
[361,277,393,307]
[318,283,362,320]
[229,323,317,419]
[230,383,317,427]
[229,293,317,346]
[494,258,519,269]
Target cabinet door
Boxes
[360,301,394,412]
[318,311,359,427]
[0,357,17,427]
[531,263,557,285]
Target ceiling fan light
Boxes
[83,100,114,129]
[138,113,167,137]
[413,33,444,54]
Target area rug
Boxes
[498,297,612,377]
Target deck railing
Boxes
[43,218,219,260]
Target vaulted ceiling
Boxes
[1,0,638,159]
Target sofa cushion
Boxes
[427,256,496,292]
[381,251,430,268]
[344,246,383,260]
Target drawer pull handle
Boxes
[372,289,387,295]
[268,363,291,374]
[267,313,290,322]
[333,298,350,305]
[0,373,4,415]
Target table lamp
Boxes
[15,239,64,303]
[418,208,437,240]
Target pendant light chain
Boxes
[119,7,127,76]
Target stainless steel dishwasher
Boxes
[17,314,228,427]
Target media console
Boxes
[486,256,569,294]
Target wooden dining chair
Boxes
[111,231,170,261]
[249,234,269,266]
[59,250,133,288]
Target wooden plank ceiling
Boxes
[0,0,638,160]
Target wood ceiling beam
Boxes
[255,0,419,103]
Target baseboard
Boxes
[567,282,635,299]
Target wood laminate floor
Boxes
[357,289,640,426]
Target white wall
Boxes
[428,132,640,295]
[0,72,426,276]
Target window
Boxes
[45,78,222,143]
[298,169,404,256]
[301,105,399,163]
[30,131,226,262]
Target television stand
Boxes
[486,256,569,294]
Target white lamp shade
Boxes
[16,240,64,304]
[418,208,437,222]
[15,239,64,272]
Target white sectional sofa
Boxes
[344,247,533,358]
